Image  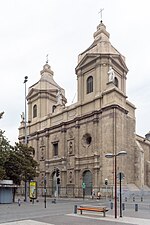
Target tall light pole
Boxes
[44,175,47,208]
[24,76,28,145]
[24,76,28,202]
[105,151,127,218]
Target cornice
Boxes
[27,103,128,139]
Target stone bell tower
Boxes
[76,21,128,107]
[75,20,136,186]
[27,63,67,124]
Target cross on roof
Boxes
[46,54,49,64]
[98,8,104,21]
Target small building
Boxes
[0,180,14,204]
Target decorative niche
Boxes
[67,139,74,155]
[68,170,74,184]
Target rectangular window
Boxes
[53,142,58,156]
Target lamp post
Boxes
[24,76,28,202]
[44,175,47,208]
[24,76,28,144]
[105,151,127,218]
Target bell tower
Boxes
[27,63,67,124]
[76,21,128,110]
[75,21,136,186]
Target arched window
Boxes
[114,77,118,87]
[52,105,56,113]
[33,104,37,118]
[87,76,93,94]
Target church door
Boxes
[83,170,92,196]
[52,172,56,196]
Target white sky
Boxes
[0,0,150,145]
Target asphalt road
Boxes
[0,197,150,225]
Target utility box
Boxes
[0,180,14,204]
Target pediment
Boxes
[27,88,38,99]
[76,53,128,73]
[76,53,100,71]
[112,54,128,72]
[27,88,57,100]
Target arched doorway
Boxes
[52,171,56,196]
[83,170,92,196]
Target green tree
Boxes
[0,129,12,179]
[0,126,38,201]
[0,112,4,119]
[4,142,38,202]
[5,142,38,184]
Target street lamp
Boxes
[24,76,28,202]
[24,76,28,145]
[44,175,47,208]
[105,150,127,218]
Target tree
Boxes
[5,142,38,184]
[0,129,12,179]
[0,126,38,201]
[0,112,4,119]
[4,142,38,202]
[4,150,23,185]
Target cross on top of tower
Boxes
[46,54,49,64]
[98,8,104,22]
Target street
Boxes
[0,197,150,225]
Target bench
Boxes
[77,205,109,217]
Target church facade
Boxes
[19,21,150,197]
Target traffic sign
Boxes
[82,182,86,189]
[117,172,125,180]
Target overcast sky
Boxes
[0,0,150,145]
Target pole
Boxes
[119,172,122,217]
[105,151,127,219]
[83,188,85,200]
[24,79,27,144]
[44,176,46,208]
[114,155,117,218]
[56,182,58,198]
[24,76,28,202]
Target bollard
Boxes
[122,203,125,210]
[110,202,113,209]
[135,203,138,211]
[125,197,127,202]
[74,205,77,214]
[18,198,21,206]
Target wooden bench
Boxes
[77,205,109,217]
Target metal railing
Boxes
[16,185,113,199]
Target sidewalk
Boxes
[0,197,150,225]
[3,215,149,225]
[70,213,150,225]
